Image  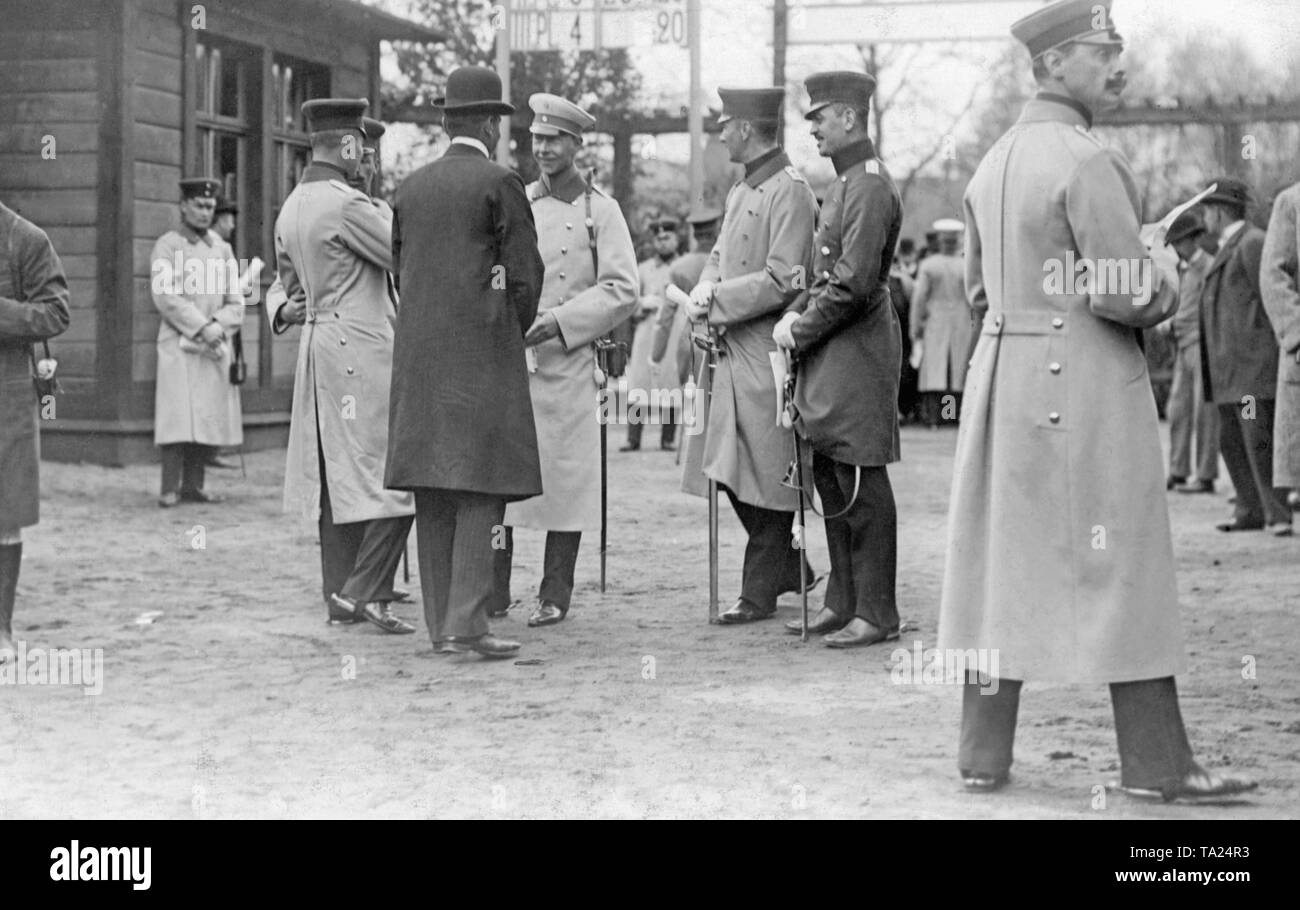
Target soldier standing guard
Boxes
[274,98,416,633]
[492,93,639,628]
[773,71,903,648]
[150,177,245,507]
[681,86,821,626]
[938,0,1255,801]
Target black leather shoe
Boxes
[206,456,238,470]
[1175,479,1214,494]
[359,601,416,634]
[823,617,899,648]
[179,489,225,504]
[1216,519,1264,532]
[444,633,521,659]
[158,491,182,508]
[618,443,641,452]
[327,593,363,625]
[527,600,567,627]
[717,600,776,625]
[785,606,850,636]
[383,588,411,603]
[1166,475,1187,491]
[1271,523,1294,538]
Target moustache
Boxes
[1105,72,1127,92]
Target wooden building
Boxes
[0,0,444,464]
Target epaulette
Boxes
[1074,125,1105,148]
[863,159,881,176]
[783,165,807,183]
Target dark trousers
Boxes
[493,527,582,611]
[959,675,1196,791]
[317,442,411,609]
[160,443,212,495]
[1217,399,1290,525]
[0,543,19,638]
[812,451,898,630]
[626,405,677,448]
[413,488,504,643]
[720,484,813,613]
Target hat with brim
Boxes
[1165,208,1207,246]
[716,87,785,125]
[361,117,386,147]
[686,206,723,227]
[1011,0,1124,60]
[180,177,221,200]
[302,98,368,133]
[803,71,877,120]
[528,93,596,139]
[1200,176,1253,209]
[434,66,515,115]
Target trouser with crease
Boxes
[720,484,815,614]
[414,488,504,643]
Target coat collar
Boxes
[830,138,877,176]
[1018,95,1091,131]
[443,142,488,161]
[1206,223,1249,278]
[533,165,587,204]
[301,160,351,184]
[742,147,787,187]
[178,224,214,246]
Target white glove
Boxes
[909,341,924,371]
[773,311,799,351]
[687,281,715,321]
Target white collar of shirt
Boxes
[451,136,489,157]
[1218,219,1246,249]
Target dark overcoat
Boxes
[1200,223,1277,406]
[785,138,902,467]
[385,143,545,499]
[0,203,70,531]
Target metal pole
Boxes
[495,0,512,165]
[687,0,703,208]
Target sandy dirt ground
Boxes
[2,422,1297,820]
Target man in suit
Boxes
[939,0,1255,801]
[773,71,902,648]
[679,86,821,627]
[1198,177,1291,536]
[1260,180,1300,514]
[385,67,546,659]
[492,92,639,628]
[1159,208,1219,494]
[274,98,416,633]
[0,201,70,664]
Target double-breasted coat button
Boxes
[1049,362,1061,374]
[340,337,347,346]
[346,366,355,375]
[821,246,830,255]
[561,247,567,253]
[1052,317,1064,329]
[1049,412,1061,424]
[822,270,831,279]
[559,272,566,279]
[565,223,573,230]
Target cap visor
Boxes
[803,101,832,121]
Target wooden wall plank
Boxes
[133,85,183,127]
[132,47,183,93]
[134,161,183,203]
[4,189,97,226]
[0,124,98,154]
[134,199,178,240]
[47,341,97,379]
[135,123,183,166]
[0,152,98,189]
[0,59,98,93]
[65,277,99,310]
[0,30,97,59]
[0,1,96,31]
[135,10,183,57]
[45,227,99,256]
[0,93,101,123]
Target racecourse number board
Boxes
[510,0,689,51]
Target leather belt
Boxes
[982,310,1068,336]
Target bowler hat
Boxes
[434,66,514,115]
[1201,176,1254,209]
[1165,208,1206,245]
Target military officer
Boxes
[680,86,821,625]
[909,218,971,427]
[274,98,416,633]
[150,177,245,507]
[773,71,903,647]
[492,93,639,628]
[1261,179,1300,510]
[623,217,681,451]
[938,0,1255,801]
